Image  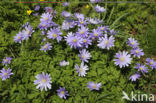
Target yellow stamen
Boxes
[150,61,154,65]
[131,42,134,45]
[79,68,83,72]
[105,40,108,44]
[140,67,143,70]
[101,27,104,30]
[53,33,57,38]
[4,73,8,76]
[44,45,48,49]
[5,59,8,62]
[94,33,98,37]
[83,39,87,43]
[80,21,84,24]
[120,57,125,62]
[45,17,48,20]
[73,39,77,43]
[80,31,84,34]
[42,24,46,27]
[61,91,64,94]
[18,36,21,40]
[81,55,85,59]
[135,50,139,53]
[93,85,96,89]
[42,79,46,83]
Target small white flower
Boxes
[60,60,69,66]
[75,62,89,77]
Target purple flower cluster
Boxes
[14,24,33,43]
[1,57,13,80]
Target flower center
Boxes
[73,39,77,43]
[79,68,83,72]
[27,30,30,35]
[18,36,21,40]
[80,31,84,34]
[4,73,8,76]
[105,40,108,44]
[83,39,87,43]
[140,67,143,70]
[42,79,46,83]
[101,27,104,30]
[94,33,98,37]
[53,33,57,38]
[150,61,154,65]
[135,50,139,53]
[42,24,46,27]
[44,45,48,49]
[67,23,70,26]
[81,55,85,59]
[45,17,48,20]
[61,91,65,94]
[93,85,96,89]
[131,42,134,45]
[5,59,8,62]
[120,57,125,62]
[80,21,84,24]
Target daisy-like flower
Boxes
[34,5,40,11]
[131,48,144,58]
[22,25,34,40]
[45,7,52,13]
[47,28,62,42]
[75,62,89,77]
[127,37,139,48]
[87,17,103,25]
[2,57,12,66]
[34,72,52,91]
[61,19,75,30]
[81,37,92,48]
[94,5,106,13]
[87,82,101,91]
[65,32,83,48]
[146,58,156,69]
[107,29,117,35]
[74,13,84,19]
[97,34,115,50]
[14,32,23,43]
[135,63,148,73]
[78,49,91,63]
[40,13,52,22]
[114,51,132,68]
[76,26,89,38]
[60,60,69,66]
[0,68,13,81]
[76,18,87,27]
[38,21,51,30]
[90,0,101,3]
[98,25,109,32]
[57,87,69,99]
[61,11,71,18]
[129,73,140,82]
[40,43,52,52]
[62,2,69,7]
[90,28,102,39]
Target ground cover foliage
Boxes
[0,0,156,103]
